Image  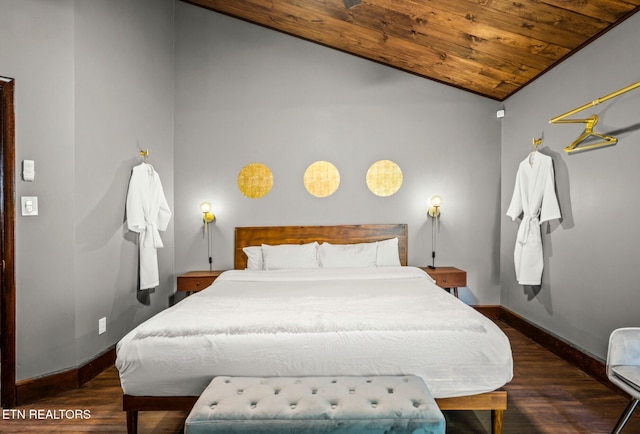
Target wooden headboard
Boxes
[234,224,408,270]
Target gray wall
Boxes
[2,0,77,377]
[73,0,175,367]
[173,3,503,305]
[1,0,175,380]
[500,12,640,360]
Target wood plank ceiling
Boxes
[182,0,640,101]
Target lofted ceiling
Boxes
[181,0,640,101]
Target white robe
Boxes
[126,163,171,290]
[506,152,561,285]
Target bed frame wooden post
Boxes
[123,395,198,434]
[126,410,138,434]
[493,408,504,434]
[436,389,507,434]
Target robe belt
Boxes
[142,223,164,248]
[519,214,540,245]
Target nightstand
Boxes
[421,266,466,298]
[177,270,225,295]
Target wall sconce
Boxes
[428,195,442,218]
[428,195,442,269]
[200,201,215,225]
[200,201,215,271]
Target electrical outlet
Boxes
[98,317,106,335]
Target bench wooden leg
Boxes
[491,409,504,434]
[126,410,138,434]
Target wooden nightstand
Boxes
[421,266,466,298]
[177,270,225,295]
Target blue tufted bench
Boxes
[185,375,445,434]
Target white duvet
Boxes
[116,267,512,398]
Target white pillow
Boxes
[242,246,263,270]
[376,237,401,267]
[318,242,377,268]
[261,242,320,270]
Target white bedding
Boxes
[116,267,512,399]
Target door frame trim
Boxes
[1,76,17,408]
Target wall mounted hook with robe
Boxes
[529,136,543,166]
[532,137,543,150]
[137,148,154,174]
[139,149,150,162]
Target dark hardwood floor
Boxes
[1,320,638,433]
[447,322,640,434]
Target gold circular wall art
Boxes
[237,162,274,199]
[366,160,403,197]
[303,161,340,198]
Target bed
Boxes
[117,224,512,433]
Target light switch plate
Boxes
[22,160,35,181]
[21,196,38,216]
[98,317,106,335]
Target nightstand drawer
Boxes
[177,271,225,293]
[421,266,467,298]
[178,276,216,291]
[430,271,466,288]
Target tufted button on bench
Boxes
[185,375,445,434]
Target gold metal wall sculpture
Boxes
[237,163,273,198]
[303,161,340,197]
[366,160,403,197]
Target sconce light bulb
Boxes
[428,195,442,218]
[200,201,212,213]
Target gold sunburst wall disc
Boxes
[304,161,340,198]
[366,160,403,197]
[237,163,274,199]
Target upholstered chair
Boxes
[607,328,640,433]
